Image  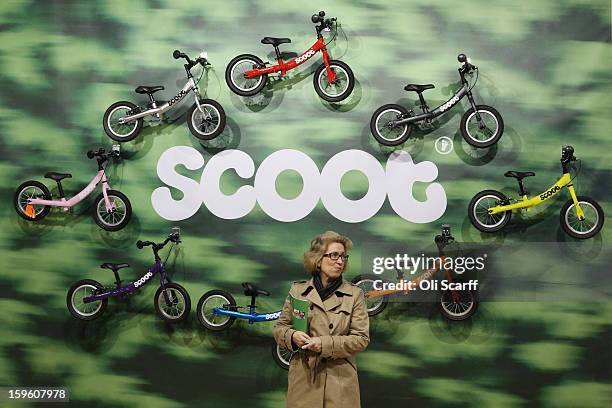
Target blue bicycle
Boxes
[197,282,294,369]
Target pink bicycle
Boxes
[14,146,132,231]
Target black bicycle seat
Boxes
[44,172,72,182]
[261,37,291,47]
[404,83,435,93]
[100,263,130,272]
[504,171,535,180]
[135,86,165,95]
[242,282,270,297]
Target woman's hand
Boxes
[292,331,311,348]
[302,336,322,353]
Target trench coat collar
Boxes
[300,278,353,312]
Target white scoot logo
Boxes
[151,147,447,223]
[295,49,316,64]
[439,95,460,112]
[265,312,282,320]
[134,272,153,288]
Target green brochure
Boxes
[290,294,309,333]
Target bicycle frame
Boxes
[27,170,115,212]
[212,306,282,325]
[119,77,202,124]
[487,173,585,219]
[244,36,336,82]
[83,260,170,303]
[394,83,474,126]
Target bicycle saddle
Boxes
[135,86,165,95]
[44,172,72,181]
[242,282,270,297]
[100,263,130,272]
[261,37,291,47]
[504,171,535,180]
[404,83,435,93]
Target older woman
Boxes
[273,231,370,408]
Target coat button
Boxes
[329,323,333,329]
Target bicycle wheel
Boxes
[370,104,413,146]
[351,274,387,317]
[468,190,511,233]
[197,290,237,331]
[460,105,504,148]
[560,196,604,239]
[272,342,294,370]
[188,99,226,140]
[440,288,478,321]
[93,190,132,231]
[67,279,107,321]
[313,60,355,103]
[102,101,143,142]
[154,282,191,323]
[225,54,268,96]
[14,181,51,221]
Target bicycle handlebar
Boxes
[173,49,209,69]
[457,53,477,74]
[311,10,325,24]
[136,232,181,251]
[87,147,120,161]
[312,10,336,32]
[561,145,576,162]
[434,224,455,250]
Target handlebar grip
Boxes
[457,53,467,63]
[87,150,95,159]
[311,14,323,24]
[136,240,144,249]
[173,50,181,59]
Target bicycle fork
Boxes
[567,184,585,220]
[466,91,484,126]
[321,47,337,83]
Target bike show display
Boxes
[225,10,355,103]
[14,146,132,231]
[67,229,190,322]
[352,225,478,320]
[197,282,293,370]
[370,53,504,148]
[468,145,604,239]
[9,8,606,393]
[103,50,226,142]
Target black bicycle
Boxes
[371,53,504,148]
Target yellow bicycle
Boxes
[468,146,604,239]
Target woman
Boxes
[273,231,370,408]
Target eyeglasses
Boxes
[323,252,349,261]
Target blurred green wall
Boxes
[0,0,610,407]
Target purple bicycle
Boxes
[66,229,191,323]
[13,146,131,231]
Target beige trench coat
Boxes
[273,278,370,408]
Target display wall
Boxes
[0,1,611,407]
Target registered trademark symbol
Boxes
[435,136,453,155]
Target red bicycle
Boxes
[225,10,355,103]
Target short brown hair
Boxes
[303,231,353,275]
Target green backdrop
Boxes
[0,0,610,407]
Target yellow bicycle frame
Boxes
[488,173,585,219]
